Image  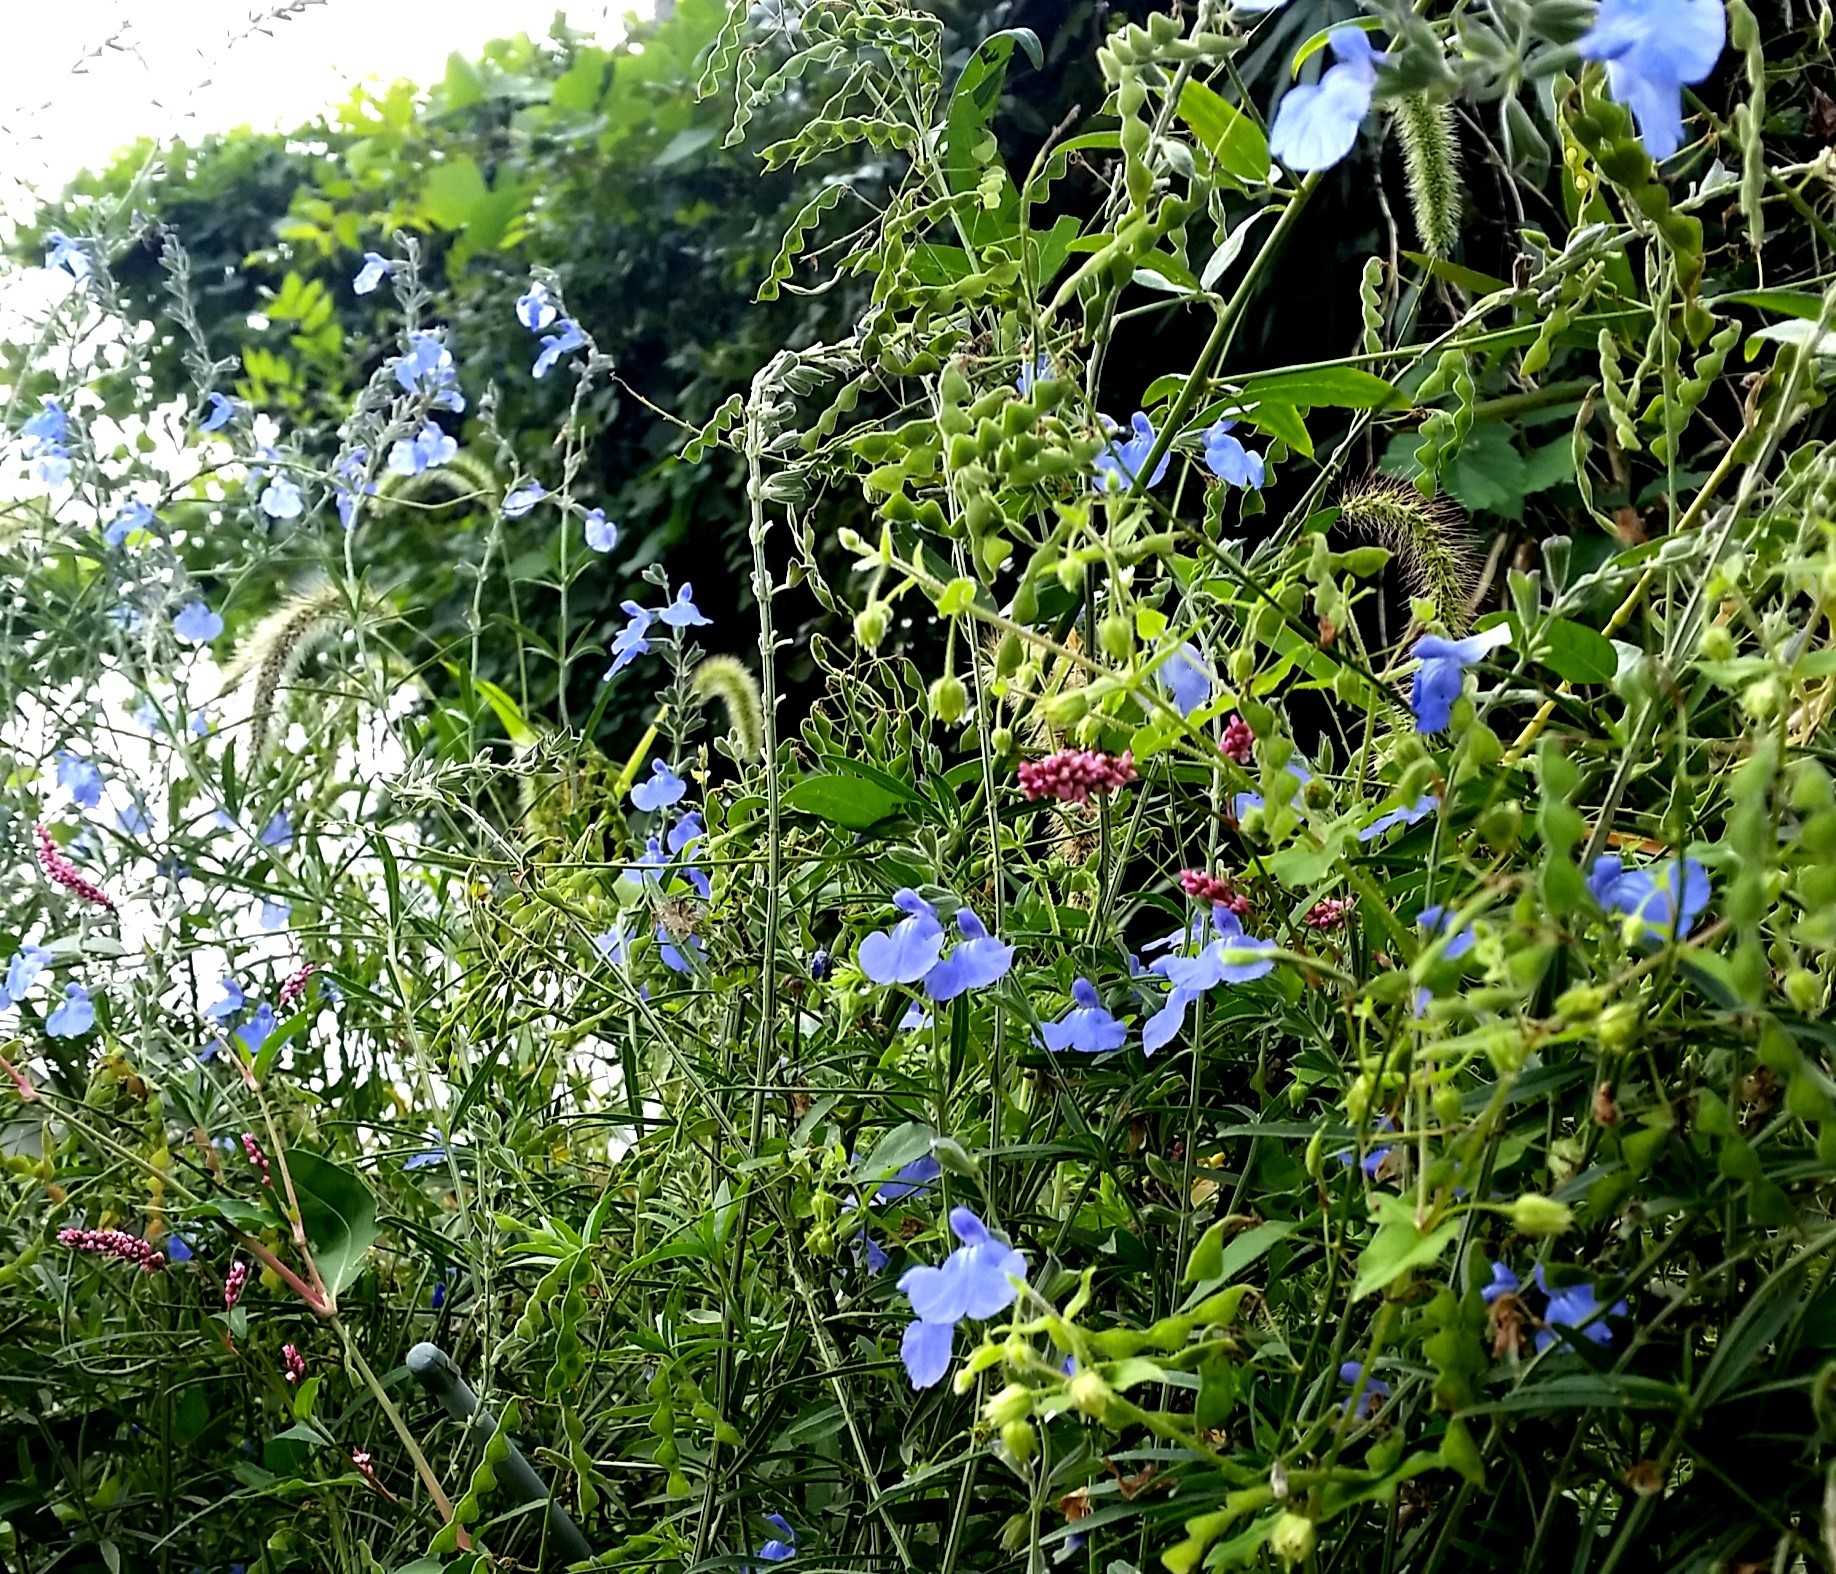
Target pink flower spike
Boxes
[1016,749,1137,806]
[58,1225,165,1273]
[224,1258,249,1309]
[34,822,115,911]
[1219,713,1255,766]
[241,1133,272,1188]
[281,1343,306,1384]
[1178,869,1249,915]
[277,963,316,1012]
[1304,896,1355,930]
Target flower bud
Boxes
[1555,983,1606,1021]
[1597,1000,1639,1051]
[1784,967,1824,1014]
[1509,1193,1573,1238]
[1068,1369,1113,1420]
[1740,677,1780,720]
[1097,613,1133,661]
[1000,1419,1037,1463]
[1698,623,1734,662]
[1270,1512,1316,1566]
[1043,689,1088,729]
[929,675,969,724]
[984,1383,1034,1427]
[854,602,889,649]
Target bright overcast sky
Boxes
[0,0,634,222]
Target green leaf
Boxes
[942,30,1040,242]
[1245,400,1312,458]
[288,1151,377,1299]
[1402,251,1511,295]
[1477,613,1616,684]
[550,46,611,114]
[1241,364,1405,411]
[422,156,489,230]
[1445,423,1529,518]
[1174,80,1270,187]
[471,676,539,748]
[1352,1211,1460,1300]
[291,1375,321,1421]
[1712,288,1827,321]
[1186,1219,1297,1288]
[853,1122,936,1193]
[442,53,485,111]
[782,773,909,829]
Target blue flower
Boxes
[173,600,224,645]
[1577,0,1724,160]
[335,447,377,531]
[164,1233,194,1263]
[353,252,393,295]
[22,398,68,452]
[1158,643,1211,718]
[897,1207,1028,1388]
[754,1513,797,1565]
[516,282,558,331]
[1202,419,1264,488]
[809,949,831,981]
[1532,1264,1627,1353]
[105,501,155,547]
[859,890,945,986]
[199,393,239,432]
[1041,978,1128,1054]
[46,983,95,1037]
[45,230,90,279]
[1409,626,1511,733]
[503,482,546,518]
[898,1000,931,1034]
[659,583,713,630]
[859,1232,890,1273]
[608,602,654,676]
[261,899,292,930]
[584,510,619,552]
[1587,855,1711,943]
[260,475,304,519]
[1269,27,1389,173]
[260,810,293,849]
[56,752,103,809]
[1333,1115,1396,1178]
[924,909,1014,1001]
[1339,1360,1391,1418]
[236,1003,277,1055]
[1143,908,1277,1053]
[203,978,246,1022]
[667,812,712,899]
[1233,759,1311,822]
[876,1154,941,1205]
[403,1141,447,1172]
[431,1266,458,1310]
[533,318,588,379]
[1356,793,1438,843]
[1016,352,1053,394]
[631,760,687,814]
[387,422,457,477]
[0,946,53,1008]
[592,924,630,965]
[1480,1260,1520,1304]
[395,333,465,412]
[1418,903,1474,961]
[656,924,706,974]
[1091,410,1171,494]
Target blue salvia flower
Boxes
[923,909,1014,1001]
[897,1207,1027,1389]
[1333,1114,1396,1178]
[44,230,91,279]
[809,948,831,981]
[608,602,654,676]
[46,984,95,1038]
[754,1513,797,1566]
[1480,1260,1520,1304]
[22,398,72,486]
[1041,978,1128,1054]
[203,978,246,1023]
[631,760,687,814]
[336,447,377,531]
[1587,856,1711,943]
[897,1000,931,1034]
[516,281,558,331]
[236,1003,277,1055]
[1142,907,1277,1053]
[667,812,712,899]
[1577,0,1724,160]
[261,899,292,930]
[56,752,103,809]
[387,422,457,477]
[1356,793,1438,843]
[1091,410,1171,494]
[1417,903,1475,961]
[164,1233,194,1263]
[1234,759,1311,822]
[173,600,224,645]
[1269,26,1389,172]
[105,501,155,547]
[260,810,293,849]
[403,1139,447,1172]
[533,318,588,378]
[1339,1360,1391,1418]
[1532,1264,1627,1353]
[1202,419,1265,488]
[859,890,945,986]
[592,924,630,965]
[395,332,465,412]
[260,475,304,519]
[199,392,240,432]
[1409,625,1511,733]
[352,252,393,295]
[584,509,619,552]
[0,946,53,1008]
[658,583,712,629]
[1158,643,1212,718]
[503,481,546,517]
[1015,352,1053,395]
[656,925,706,974]
[876,1155,941,1204]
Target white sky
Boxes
[0,0,635,221]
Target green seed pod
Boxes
[1097,613,1133,661]
[854,602,890,649]
[929,674,969,724]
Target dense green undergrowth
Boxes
[4,1,1836,1572]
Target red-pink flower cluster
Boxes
[57,1225,165,1273]
[1178,869,1250,916]
[1017,749,1137,806]
[278,963,316,1012]
[1304,897,1355,930]
[224,1258,249,1309]
[241,1132,272,1187]
[281,1343,306,1384]
[351,1448,379,1483]
[1219,713,1255,766]
[35,822,115,912]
